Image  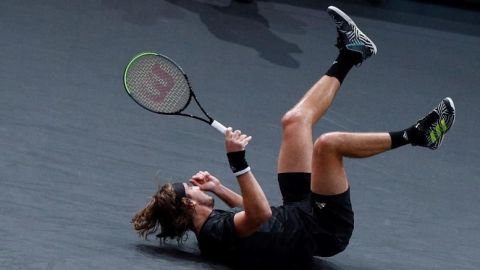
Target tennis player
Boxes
[132,6,455,267]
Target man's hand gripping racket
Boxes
[224,128,252,153]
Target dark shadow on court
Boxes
[134,244,212,263]
[208,0,480,37]
[171,0,480,39]
[164,0,303,68]
[101,0,184,25]
[134,244,353,270]
[102,0,480,71]
[262,0,480,37]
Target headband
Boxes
[172,182,186,205]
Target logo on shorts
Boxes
[315,202,326,210]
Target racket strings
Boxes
[125,55,191,113]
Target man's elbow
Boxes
[253,208,272,225]
[235,209,273,237]
[263,208,272,220]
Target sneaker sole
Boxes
[430,97,455,149]
[444,97,455,112]
[443,97,456,127]
[327,6,378,55]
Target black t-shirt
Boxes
[197,202,322,266]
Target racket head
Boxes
[123,52,193,114]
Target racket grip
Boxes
[211,120,227,134]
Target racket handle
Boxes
[211,120,227,134]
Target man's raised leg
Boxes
[277,6,377,174]
[311,97,456,195]
[278,76,341,173]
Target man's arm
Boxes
[224,128,272,238]
[232,171,271,237]
[189,171,243,208]
[213,184,243,208]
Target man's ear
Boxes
[184,198,196,209]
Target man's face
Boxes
[183,183,214,208]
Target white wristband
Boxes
[234,166,251,177]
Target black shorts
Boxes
[278,172,354,257]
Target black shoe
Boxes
[413,97,456,150]
[327,6,377,64]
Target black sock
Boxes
[325,50,361,84]
[389,125,419,149]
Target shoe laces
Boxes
[416,110,439,132]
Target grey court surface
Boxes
[1,0,479,269]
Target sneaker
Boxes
[413,97,456,150]
[327,6,377,63]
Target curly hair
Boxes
[131,183,194,243]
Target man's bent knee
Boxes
[281,109,312,130]
[314,132,344,154]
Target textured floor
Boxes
[1,1,479,269]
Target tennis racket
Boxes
[123,52,227,134]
